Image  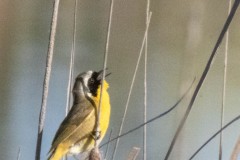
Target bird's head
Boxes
[74,70,110,98]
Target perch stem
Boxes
[94,0,114,148]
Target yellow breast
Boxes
[92,80,111,139]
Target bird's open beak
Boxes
[97,68,111,81]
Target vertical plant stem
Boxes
[219,1,231,159]
[144,1,150,160]
[94,0,114,150]
[65,2,78,160]
[35,0,60,160]
[65,0,78,115]
[111,12,152,160]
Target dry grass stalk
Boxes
[35,0,61,159]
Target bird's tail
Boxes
[48,144,68,160]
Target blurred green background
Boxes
[1,0,240,160]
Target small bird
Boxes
[48,70,111,160]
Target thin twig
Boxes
[93,0,114,151]
[164,0,240,159]
[17,147,21,160]
[189,114,240,160]
[64,2,78,160]
[219,0,231,160]
[144,1,150,160]
[104,128,113,160]
[35,0,60,160]
[100,77,195,148]
[111,12,152,160]
[65,0,78,115]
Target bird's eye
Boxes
[89,78,94,84]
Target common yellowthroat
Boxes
[48,70,111,160]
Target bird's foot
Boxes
[92,130,101,140]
